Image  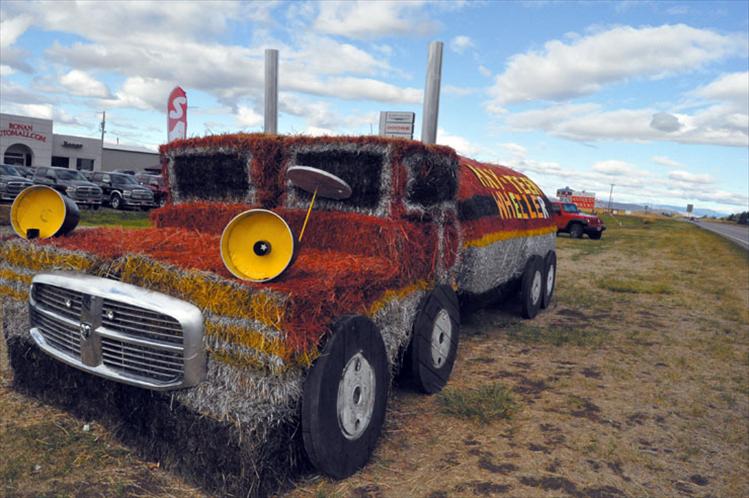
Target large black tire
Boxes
[407,285,460,394]
[520,256,544,319]
[569,223,584,239]
[541,251,556,309]
[302,315,389,479]
[589,231,602,240]
[110,193,122,210]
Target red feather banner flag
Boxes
[167,86,187,143]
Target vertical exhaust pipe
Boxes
[421,41,443,145]
[264,49,278,134]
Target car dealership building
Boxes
[1,112,160,172]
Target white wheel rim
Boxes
[431,309,452,368]
[531,270,542,305]
[337,352,376,441]
[546,264,555,297]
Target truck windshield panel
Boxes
[113,174,138,185]
[1,164,20,176]
[55,170,87,181]
[563,204,579,213]
[293,150,383,210]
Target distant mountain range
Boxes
[592,200,729,218]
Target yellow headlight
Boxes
[220,209,295,282]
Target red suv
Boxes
[551,201,606,239]
[135,173,168,207]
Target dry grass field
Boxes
[2,215,748,497]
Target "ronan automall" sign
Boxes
[0,122,47,142]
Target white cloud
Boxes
[500,143,527,157]
[592,160,645,177]
[236,106,263,128]
[693,71,749,108]
[7,1,417,109]
[668,170,713,184]
[289,77,422,104]
[0,65,14,76]
[505,102,748,147]
[449,35,474,54]
[313,1,438,40]
[651,156,683,168]
[0,14,32,48]
[490,24,747,105]
[102,76,175,111]
[59,70,111,98]
[478,65,492,77]
[437,128,482,156]
[0,14,34,72]
[303,126,335,136]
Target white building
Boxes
[1,112,159,172]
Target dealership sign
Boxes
[0,122,47,142]
[379,111,415,139]
[167,86,187,143]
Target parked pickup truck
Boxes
[0,164,33,202]
[551,201,606,239]
[2,134,557,496]
[90,171,156,210]
[32,166,103,209]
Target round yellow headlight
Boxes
[220,209,295,282]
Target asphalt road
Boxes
[694,220,749,250]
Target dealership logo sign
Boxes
[167,86,187,143]
[0,122,47,142]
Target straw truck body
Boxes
[1,134,556,495]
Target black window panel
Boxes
[76,158,94,171]
[173,153,249,200]
[405,154,457,206]
[295,151,383,208]
[51,156,70,168]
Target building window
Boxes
[3,143,34,166]
[76,158,94,171]
[52,156,70,168]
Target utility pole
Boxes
[100,111,106,144]
[608,183,615,212]
[99,111,106,171]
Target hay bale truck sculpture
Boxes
[0,134,556,493]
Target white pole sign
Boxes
[378,111,415,139]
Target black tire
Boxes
[110,193,122,210]
[520,256,544,319]
[569,223,584,239]
[589,232,602,240]
[407,285,460,394]
[302,315,389,479]
[541,251,556,309]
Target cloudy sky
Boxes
[1,1,747,213]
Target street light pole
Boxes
[608,183,615,212]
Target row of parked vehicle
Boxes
[0,164,167,210]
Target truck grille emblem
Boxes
[65,298,72,309]
[79,322,92,341]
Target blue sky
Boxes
[1,0,747,213]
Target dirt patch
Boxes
[477,456,518,475]
[455,481,511,495]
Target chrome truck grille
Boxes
[7,181,30,195]
[29,272,205,390]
